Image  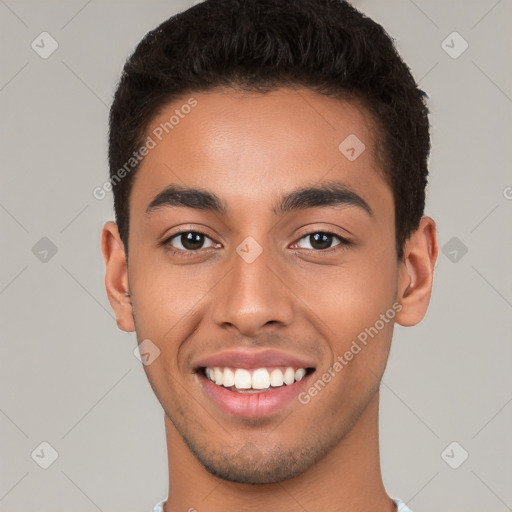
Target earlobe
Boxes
[100,221,135,332]
[395,216,438,327]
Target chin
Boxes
[184,436,332,485]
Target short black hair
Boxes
[108,0,430,261]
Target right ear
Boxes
[100,221,135,332]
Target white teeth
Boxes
[269,368,284,387]
[295,368,306,381]
[222,367,235,387]
[251,368,270,390]
[214,367,224,386]
[205,366,309,390]
[234,368,252,389]
[283,367,295,385]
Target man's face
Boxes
[122,88,400,483]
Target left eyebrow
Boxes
[273,180,374,218]
[145,180,373,218]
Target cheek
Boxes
[128,248,214,336]
[302,243,398,370]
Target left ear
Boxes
[395,216,438,327]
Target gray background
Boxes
[1,0,511,511]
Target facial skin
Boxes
[101,88,438,511]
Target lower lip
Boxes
[197,371,313,418]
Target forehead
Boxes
[130,87,391,219]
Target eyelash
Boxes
[161,229,352,257]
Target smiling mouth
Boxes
[200,366,316,393]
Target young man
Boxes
[101,1,438,510]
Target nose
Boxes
[210,240,294,337]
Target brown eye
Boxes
[295,232,347,251]
[165,231,215,252]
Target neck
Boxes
[163,392,395,512]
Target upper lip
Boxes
[192,349,316,370]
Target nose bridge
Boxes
[211,235,293,335]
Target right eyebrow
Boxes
[145,185,227,215]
